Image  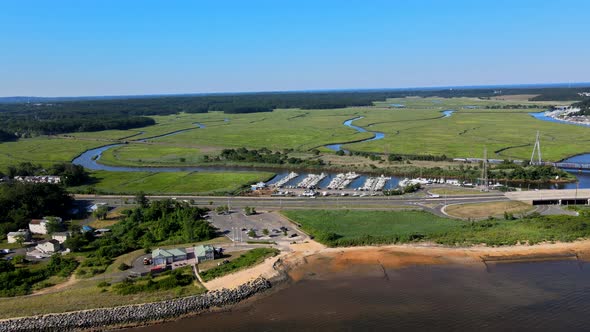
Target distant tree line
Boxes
[483,104,546,109]
[572,98,590,116]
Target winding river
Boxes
[324,116,385,152]
[529,111,590,128]
[71,110,590,189]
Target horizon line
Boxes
[2,81,590,101]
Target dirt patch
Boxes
[491,94,540,101]
[444,201,533,219]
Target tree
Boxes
[136,191,149,208]
[215,205,229,215]
[45,217,63,234]
[247,230,257,238]
[92,205,109,220]
[64,233,88,252]
[262,229,269,236]
[243,206,256,215]
[13,234,25,248]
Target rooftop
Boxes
[194,244,214,256]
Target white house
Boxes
[36,239,61,254]
[7,229,31,244]
[51,232,70,244]
[28,217,63,235]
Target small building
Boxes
[95,228,111,235]
[194,245,215,263]
[151,248,187,266]
[86,202,107,213]
[81,225,94,233]
[7,229,31,244]
[251,182,266,191]
[28,217,63,235]
[36,239,61,254]
[51,232,70,244]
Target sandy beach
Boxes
[204,239,590,290]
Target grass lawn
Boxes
[0,277,206,319]
[283,209,590,247]
[199,247,279,282]
[444,201,534,219]
[69,170,275,195]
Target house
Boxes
[51,232,70,244]
[7,229,31,244]
[36,239,61,254]
[194,245,215,263]
[28,217,63,235]
[151,248,187,266]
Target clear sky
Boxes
[1,0,589,97]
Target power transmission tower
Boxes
[481,147,488,191]
[530,131,542,165]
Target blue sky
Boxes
[1,0,589,96]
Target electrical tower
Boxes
[480,147,488,191]
[530,131,542,165]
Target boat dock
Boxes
[327,172,359,190]
[297,173,327,189]
[272,171,299,188]
[359,175,391,191]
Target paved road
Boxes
[75,192,508,211]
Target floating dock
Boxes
[326,172,359,190]
[297,173,327,189]
[360,175,391,191]
[272,172,299,188]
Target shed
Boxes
[194,245,215,263]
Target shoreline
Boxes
[3,239,590,330]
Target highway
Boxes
[74,192,509,212]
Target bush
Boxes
[118,263,130,271]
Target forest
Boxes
[0,182,73,236]
[1,87,588,138]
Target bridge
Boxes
[540,162,590,170]
[505,189,590,205]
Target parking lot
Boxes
[207,210,305,243]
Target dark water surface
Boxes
[132,260,590,331]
